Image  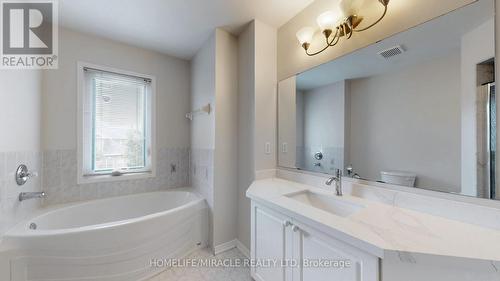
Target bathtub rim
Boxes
[3,188,206,238]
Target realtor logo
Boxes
[1,0,58,69]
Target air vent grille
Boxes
[378,45,405,59]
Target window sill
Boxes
[77,170,155,184]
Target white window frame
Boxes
[77,61,156,184]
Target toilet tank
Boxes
[380,171,416,187]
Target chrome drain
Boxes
[29,223,37,230]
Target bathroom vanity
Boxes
[247,176,500,281]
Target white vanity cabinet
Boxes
[251,202,379,281]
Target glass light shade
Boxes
[316,11,340,31]
[338,0,366,17]
[296,27,315,45]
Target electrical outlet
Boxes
[265,142,271,154]
[282,142,288,153]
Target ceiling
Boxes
[58,0,314,59]
[296,0,495,91]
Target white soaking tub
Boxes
[0,190,208,281]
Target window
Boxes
[78,63,155,183]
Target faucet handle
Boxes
[335,168,342,178]
[26,171,38,178]
[16,164,37,186]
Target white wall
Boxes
[0,70,43,236]
[213,29,239,247]
[349,52,461,191]
[43,28,191,151]
[461,18,495,196]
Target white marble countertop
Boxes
[246,178,500,261]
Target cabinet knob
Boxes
[283,220,292,227]
[292,225,300,232]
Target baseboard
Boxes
[214,239,250,258]
[214,239,237,255]
[235,240,250,258]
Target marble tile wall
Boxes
[0,151,42,235]
[190,148,214,208]
[42,148,190,206]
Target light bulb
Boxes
[316,11,340,32]
[296,27,315,45]
[338,0,366,17]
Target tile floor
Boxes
[148,248,252,281]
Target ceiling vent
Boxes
[378,45,405,59]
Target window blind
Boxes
[84,68,150,172]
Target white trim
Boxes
[213,239,237,255]
[213,239,250,258]
[236,240,250,258]
[77,61,157,184]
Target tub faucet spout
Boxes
[19,191,46,202]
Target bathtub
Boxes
[0,190,208,281]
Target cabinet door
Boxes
[251,202,293,281]
[292,221,379,281]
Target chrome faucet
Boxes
[325,169,343,196]
[19,191,46,202]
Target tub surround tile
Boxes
[190,148,214,209]
[40,147,190,206]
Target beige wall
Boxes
[213,29,239,247]
[254,21,278,172]
[237,22,256,250]
[190,33,216,248]
[301,81,347,174]
[0,71,42,152]
[43,28,191,151]
[277,0,475,80]
[191,34,216,150]
[349,52,461,192]
[237,20,278,250]
[278,76,297,168]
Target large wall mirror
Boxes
[278,0,498,200]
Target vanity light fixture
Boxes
[296,0,390,56]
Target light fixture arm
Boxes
[298,0,390,56]
[327,29,341,47]
[353,0,389,32]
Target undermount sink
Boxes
[285,191,365,217]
